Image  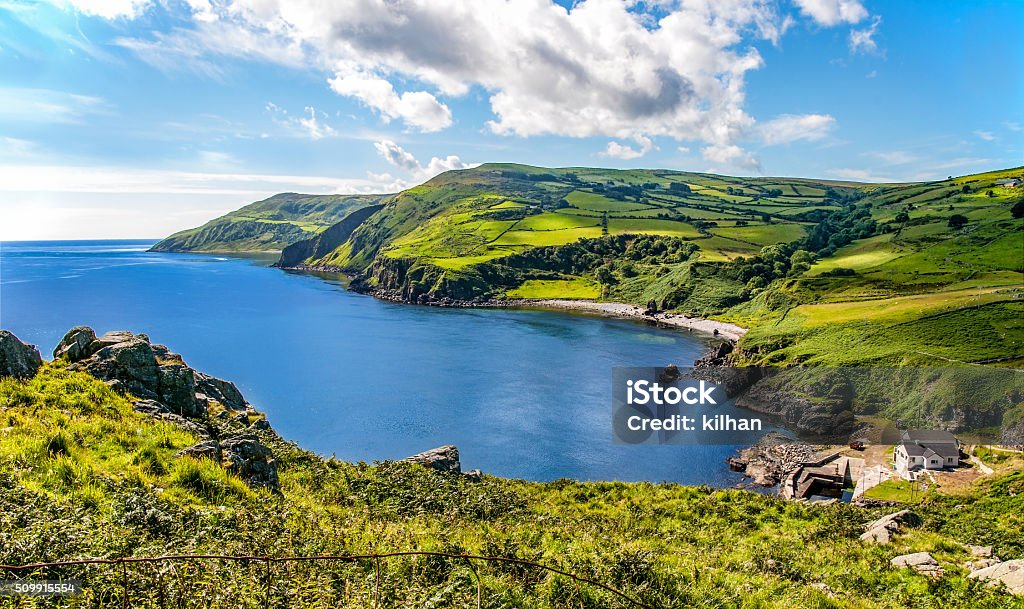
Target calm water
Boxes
[0,240,781,485]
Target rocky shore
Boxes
[726,431,819,486]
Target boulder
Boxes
[463,469,482,482]
[0,330,43,380]
[860,510,920,544]
[53,326,97,362]
[891,552,943,577]
[968,559,1024,595]
[177,440,220,460]
[220,434,279,491]
[404,445,462,474]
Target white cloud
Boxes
[757,113,836,145]
[100,0,863,150]
[0,87,106,124]
[0,164,398,195]
[51,0,151,19]
[1004,121,1022,132]
[829,168,895,182]
[373,140,474,181]
[0,137,40,158]
[602,136,654,160]
[297,106,337,140]
[328,70,451,133]
[677,146,691,154]
[794,0,868,26]
[702,144,761,172]
[849,16,881,54]
[974,130,995,141]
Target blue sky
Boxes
[0,0,1021,239]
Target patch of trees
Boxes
[722,244,817,289]
[500,171,561,182]
[800,202,877,257]
[669,182,692,194]
[490,234,699,278]
[948,214,969,229]
[819,267,856,277]
[1012,199,1024,219]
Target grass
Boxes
[2,364,1024,608]
[864,479,937,503]
[505,277,601,299]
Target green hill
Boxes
[276,164,1022,369]
[149,192,389,253]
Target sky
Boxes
[0,0,1021,240]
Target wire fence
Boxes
[1,551,654,609]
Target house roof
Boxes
[902,429,958,444]
[897,429,960,460]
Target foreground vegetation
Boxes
[2,365,1023,608]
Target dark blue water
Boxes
[0,240,779,485]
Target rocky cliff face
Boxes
[276,204,384,268]
[354,256,497,304]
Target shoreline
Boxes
[524,299,747,342]
[273,262,748,342]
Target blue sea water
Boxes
[0,240,782,485]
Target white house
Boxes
[894,430,960,478]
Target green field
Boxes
[507,277,601,299]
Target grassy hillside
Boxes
[3,364,1023,608]
[279,165,1020,370]
[150,192,388,252]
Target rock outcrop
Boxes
[220,434,279,491]
[404,445,462,474]
[55,327,251,419]
[860,509,920,544]
[968,559,1024,595]
[0,330,43,379]
[891,552,943,577]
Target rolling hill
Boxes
[156,164,1024,429]
[149,192,388,252]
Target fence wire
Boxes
[1,551,654,609]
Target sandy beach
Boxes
[528,299,747,342]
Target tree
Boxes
[594,265,616,286]
[1012,200,1024,219]
[895,211,910,223]
[986,189,995,198]
[948,214,969,229]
